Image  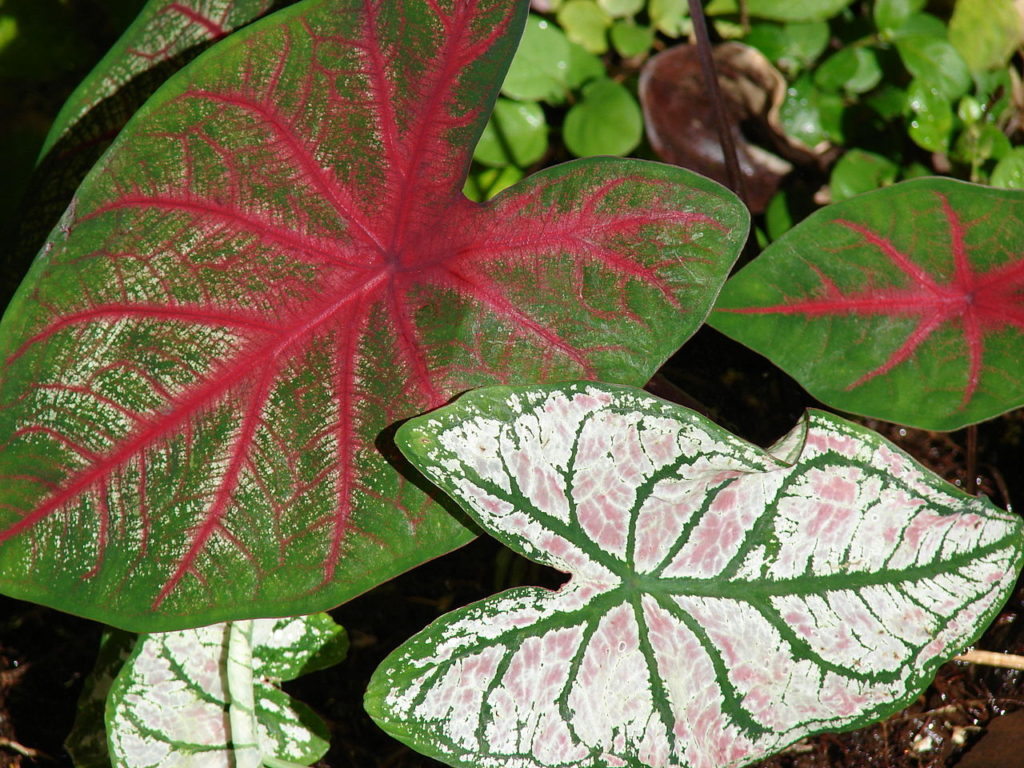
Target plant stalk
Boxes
[686,0,749,209]
[966,424,977,495]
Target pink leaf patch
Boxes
[368,382,1023,768]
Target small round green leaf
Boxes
[649,0,689,36]
[565,40,606,88]
[712,178,1024,430]
[873,0,926,33]
[865,82,908,120]
[597,0,643,18]
[610,20,654,58]
[949,0,1023,73]
[952,123,1011,166]
[905,79,953,152]
[896,35,972,101]
[829,149,898,202]
[991,148,1024,189]
[473,99,549,168]
[780,74,845,147]
[557,0,612,54]
[563,78,643,157]
[463,165,525,202]
[746,21,829,72]
[814,47,882,94]
[502,14,572,103]
[707,0,855,22]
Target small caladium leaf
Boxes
[66,629,137,768]
[710,178,1024,430]
[366,382,1023,768]
[107,614,347,768]
[0,0,746,630]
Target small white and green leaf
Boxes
[66,630,136,768]
[107,614,347,768]
[367,382,1023,768]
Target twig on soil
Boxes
[955,649,1024,670]
[0,737,41,759]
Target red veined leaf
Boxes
[368,382,1022,768]
[7,0,281,299]
[0,0,747,630]
[710,178,1024,430]
[42,0,279,159]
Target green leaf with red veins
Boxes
[367,382,1023,768]
[0,0,747,631]
[8,1,279,293]
[710,178,1024,431]
[42,0,278,159]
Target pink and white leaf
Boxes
[367,382,1023,768]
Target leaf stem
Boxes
[227,620,261,768]
[955,649,1024,670]
[686,0,748,209]
[966,424,977,495]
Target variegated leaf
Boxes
[107,613,346,768]
[366,382,1023,768]
[0,0,746,631]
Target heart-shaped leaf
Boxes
[107,613,347,768]
[710,178,1024,430]
[367,382,1023,768]
[0,0,747,631]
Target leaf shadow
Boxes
[374,412,485,540]
[2,45,217,308]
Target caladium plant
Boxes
[710,178,1024,431]
[106,613,347,768]
[0,0,746,631]
[367,382,1024,768]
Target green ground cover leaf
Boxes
[948,0,1023,73]
[564,78,643,156]
[829,149,898,202]
[501,14,572,103]
[711,178,1024,430]
[707,0,855,22]
[557,0,612,54]
[367,382,1023,768]
[895,35,971,101]
[0,0,747,630]
[473,98,549,168]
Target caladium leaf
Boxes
[66,629,137,768]
[107,613,347,768]
[42,0,278,159]
[0,0,747,631]
[710,178,1024,430]
[8,1,280,296]
[366,382,1023,768]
